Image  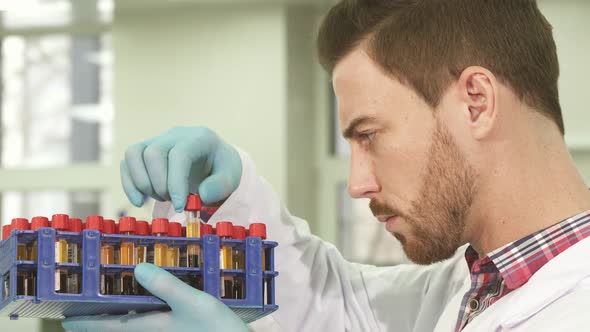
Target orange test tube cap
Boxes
[119,216,137,234]
[249,223,267,239]
[52,214,69,231]
[151,218,169,235]
[69,218,83,233]
[11,218,30,230]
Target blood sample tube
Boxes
[134,220,149,295]
[151,218,169,267]
[167,222,182,267]
[101,218,116,295]
[29,217,49,297]
[52,214,69,293]
[232,225,246,299]
[68,218,83,263]
[216,221,234,299]
[135,221,149,264]
[12,218,31,296]
[249,223,268,304]
[119,216,137,295]
[11,218,30,261]
[185,194,203,268]
[66,218,82,294]
[29,217,49,262]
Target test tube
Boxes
[134,220,149,295]
[11,218,29,261]
[66,218,82,294]
[29,217,49,262]
[119,216,137,295]
[185,194,203,268]
[135,221,149,264]
[167,222,182,267]
[232,225,246,299]
[216,221,234,299]
[29,217,49,297]
[249,223,268,304]
[52,214,69,293]
[151,218,169,267]
[12,218,32,296]
[103,218,117,294]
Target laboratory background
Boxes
[0,0,588,330]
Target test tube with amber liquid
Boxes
[66,218,83,293]
[119,217,137,295]
[52,214,69,293]
[167,222,182,267]
[185,194,203,268]
[232,225,246,299]
[249,223,268,304]
[11,218,32,296]
[216,221,234,299]
[134,220,149,295]
[29,217,49,296]
[151,218,169,267]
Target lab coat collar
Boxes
[498,236,590,328]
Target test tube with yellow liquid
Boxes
[118,216,137,295]
[216,221,234,299]
[51,214,69,294]
[151,218,169,267]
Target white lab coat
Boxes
[153,152,590,331]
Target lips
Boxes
[376,215,397,223]
[385,216,399,232]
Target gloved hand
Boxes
[62,263,249,332]
[120,127,242,212]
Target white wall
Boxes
[538,0,590,184]
[111,4,289,214]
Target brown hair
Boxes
[318,0,564,134]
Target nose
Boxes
[347,148,381,199]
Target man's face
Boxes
[334,49,477,264]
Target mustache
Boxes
[369,199,403,218]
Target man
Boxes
[63,0,590,331]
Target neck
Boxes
[466,134,590,256]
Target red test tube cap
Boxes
[103,219,116,234]
[185,194,202,211]
[151,218,169,235]
[85,215,103,231]
[69,218,83,233]
[52,214,69,231]
[168,222,182,237]
[119,216,137,234]
[136,221,149,236]
[249,223,267,239]
[215,221,233,237]
[201,223,213,236]
[232,225,246,240]
[31,217,49,230]
[2,225,13,240]
[11,218,30,230]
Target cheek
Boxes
[373,132,432,204]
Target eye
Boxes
[359,131,376,143]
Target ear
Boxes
[457,66,497,139]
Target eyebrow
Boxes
[343,116,378,140]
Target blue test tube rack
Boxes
[0,228,278,323]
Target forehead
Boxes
[332,48,401,127]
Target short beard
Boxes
[371,120,477,265]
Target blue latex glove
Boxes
[120,127,242,212]
[62,263,248,332]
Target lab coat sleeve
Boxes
[153,150,468,332]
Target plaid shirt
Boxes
[455,209,590,331]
